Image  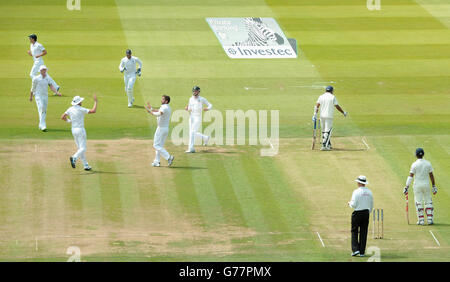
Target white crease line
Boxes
[429,230,440,247]
[244,87,268,90]
[362,137,370,150]
[316,232,325,247]
[35,237,38,251]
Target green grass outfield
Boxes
[0,0,449,261]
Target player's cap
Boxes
[28,34,37,41]
[71,96,85,106]
[355,175,369,185]
[39,65,47,71]
[325,86,334,93]
[126,49,132,55]
[416,148,425,157]
[192,86,200,93]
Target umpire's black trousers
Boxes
[351,209,370,255]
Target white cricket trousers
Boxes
[30,61,59,89]
[413,185,433,222]
[320,117,333,145]
[153,126,170,162]
[123,73,136,105]
[34,95,48,130]
[72,127,89,167]
[188,115,208,151]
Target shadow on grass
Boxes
[79,170,133,175]
[131,105,145,109]
[168,166,207,170]
[329,148,367,152]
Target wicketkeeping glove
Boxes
[432,185,437,195]
[403,186,409,195]
[136,68,141,76]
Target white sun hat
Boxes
[39,65,47,71]
[355,175,369,185]
[71,96,84,106]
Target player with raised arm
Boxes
[61,95,98,171]
[119,49,142,108]
[403,148,438,225]
[312,86,347,150]
[29,65,62,132]
[145,95,174,167]
[185,86,212,153]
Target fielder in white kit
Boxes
[29,65,62,131]
[119,49,142,108]
[145,95,174,167]
[61,95,98,171]
[185,86,212,153]
[27,34,60,91]
[312,86,347,150]
[403,148,438,225]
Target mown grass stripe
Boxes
[96,162,124,226]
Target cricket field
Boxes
[0,0,449,262]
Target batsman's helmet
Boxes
[28,34,37,41]
[126,49,132,55]
[192,86,200,93]
[416,148,424,158]
[325,86,334,93]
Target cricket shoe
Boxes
[320,146,330,151]
[351,251,360,257]
[168,155,174,167]
[151,161,160,167]
[84,165,92,171]
[203,136,210,146]
[359,254,365,257]
[185,150,195,153]
[428,219,434,225]
[70,157,76,169]
[417,220,425,225]
[128,103,133,108]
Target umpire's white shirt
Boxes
[157,104,171,128]
[65,105,90,129]
[30,42,45,63]
[188,96,212,117]
[119,56,143,76]
[31,74,54,97]
[317,92,338,118]
[410,159,433,189]
[348,187,373,212]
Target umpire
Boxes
[348,175,373,257]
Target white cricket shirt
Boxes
[119,56,143,76]
[31,74,55,97]
[30,42,45,63]
[65,105,90,129]
[157,104,171,128]
[188,96,212,117]
[317,92,338,119]
[410,159,433,188]
[348,186,373,212]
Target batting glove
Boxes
[312,114,317,122]
[343,111,348,117]
[403,186,409,195]
[432,185,437,195]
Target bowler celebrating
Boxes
[145,95,174,167]
[312,86,347,150]
[185,86,212,153]
[403,148,438,225]
[27,34,60,91]
[61,95,98,171]
[29,65,62,131]
[119,49,142,108]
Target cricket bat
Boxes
[406,194,409,225]
[311,119,317,150]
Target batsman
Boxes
[404,148,438,225]
[312,86,347,150]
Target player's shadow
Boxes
[169,166,207,170]
[131,105,145,109]
[330,148,367,152]
[79,170,133,175]
[46,129,71,133]
[427,223,450,227]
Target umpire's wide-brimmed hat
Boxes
[71,96,84,105]
[355,175,369,185]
